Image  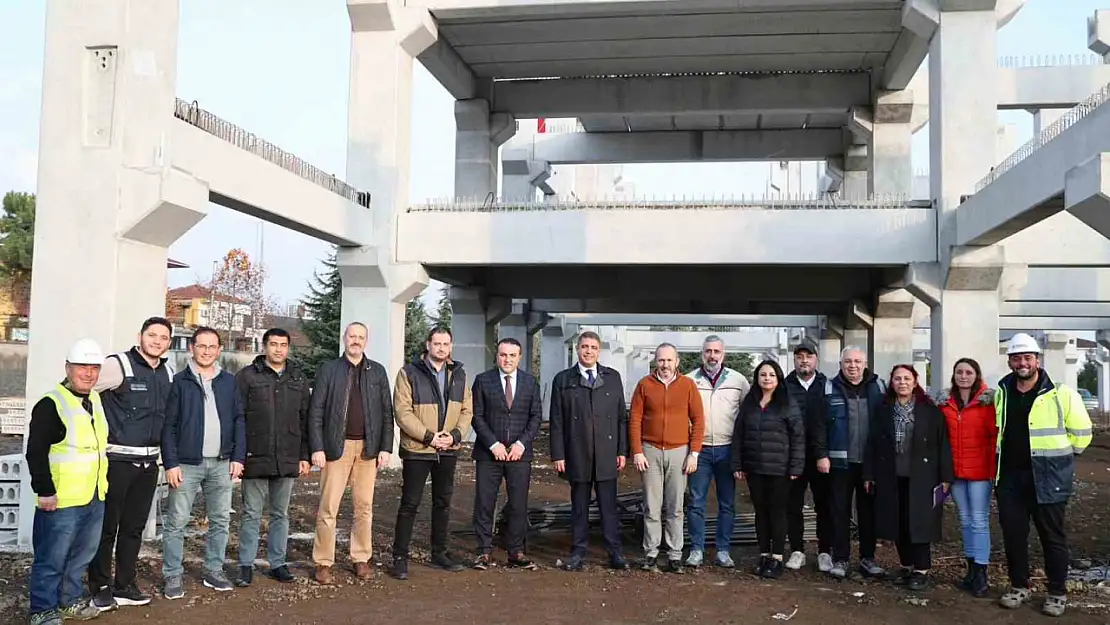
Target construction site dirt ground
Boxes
[4,434,1110,624]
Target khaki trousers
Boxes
[312,440,378,566]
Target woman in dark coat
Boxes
[864,364,954,591]
[731,359,805,579]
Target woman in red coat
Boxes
[937,358,997,598]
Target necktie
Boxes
[587,369,595,386]
[504,375,514,409]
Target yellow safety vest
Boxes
[44,384,109,509]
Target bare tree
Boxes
[207,248,276,350]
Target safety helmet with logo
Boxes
[1006,332,1042,356]
[66,338,105,366]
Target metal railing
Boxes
[998,54,1105,68]
[409,194,927,213]
[173,99,370,208]
[975,82,1110,191]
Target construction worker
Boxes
[26,339,111,625]
[995,332,1092,617]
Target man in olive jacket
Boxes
[308,322,395,585]
[390,326,473,580]
[234,328,311,587]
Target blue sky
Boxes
[0,0,1103,305]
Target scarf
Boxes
[893,399,915,454]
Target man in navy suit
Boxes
[470,338,544,570]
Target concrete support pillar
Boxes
[872,289,916,380]
[497,301,548,371]
[930,8,997,239]
[20,0,209,551]
[913,352,931,383]
[930,289,1003,389]
[540,324,569,419]
[1099,358,1110,413]
[501,157,553,202]
[818,332,843,378]
[450,287,510,375]
[1043,333,1070,386]
[842,144,869,200]
[455,99,516,200]
[869,91,913,197]
[1031,109,1067,135]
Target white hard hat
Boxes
[1006,332,1042,355]
[66,338,105,365]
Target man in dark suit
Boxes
[470,338,544,570]
[550,331,630,571]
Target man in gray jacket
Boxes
[308,322,394,585]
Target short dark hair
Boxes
[497,337,522,352]
[191,326,221,346]
[427,326,452,341]
[577,331,601,347]
[141,316,172,335]
[262,328,290,345]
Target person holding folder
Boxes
[863,364,953,591]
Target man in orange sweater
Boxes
[630,343,706,573]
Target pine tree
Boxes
[298,250,341,380]
[404,297,431,363]
[434,285,452,330]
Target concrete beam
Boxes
[999,317,1110,331]
[997,65,1110,110]
[1012,267,1110,302]
[530,299,842,315]
[882,0,939,90]
[491,72,871,118]
[1065,153,1110,239]
[1001,302,1110,317]
[414,0,906,17]
[171,121,373,246]
[502,129,843,165]
[561,314,822,328]
[399,208,936,265]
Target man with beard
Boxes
[995,333,1091,617]
[630,343,705,573]
[685,335,749,569]
[89,317,174,612]
[819,346,886,580]
[784,339,831,572]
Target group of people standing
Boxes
[23,317,1094,624]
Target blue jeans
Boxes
[686,445,735,552]
[30,498,105,614]
[238,477,294,569]
[951,479,993,564]
[162,459,233,578]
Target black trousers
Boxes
[473,459,532,555]
[392,455,457,559]
[997,469,1069,595]
[828,462,876,562]
[787,461,831,553]
[895,477,931,571]
[747,473,790,556]
[88,460,159,591]
[570,479,622,558]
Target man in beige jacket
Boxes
[684,335,750,568]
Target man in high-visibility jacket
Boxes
[995,332,1092,618]
[26,338,111,625]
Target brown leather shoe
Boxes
[354,561,372,580]
[314,565,333,585]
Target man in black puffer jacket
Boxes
[783,339,831,572]
[234,329,312,587]
[731,359,805,579]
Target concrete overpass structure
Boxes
[21,0,1110,550]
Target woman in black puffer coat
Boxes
[732,359,805,579]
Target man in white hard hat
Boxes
[995,332,1092,617]
[26,339,111,625]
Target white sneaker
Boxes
[785,551,806,570]
[685,549,704,567]
[817,552,834,573]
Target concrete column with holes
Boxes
[455,99,516,201]
[20,0,209,550]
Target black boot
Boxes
[970,563,990,598]
[956,558,974,591]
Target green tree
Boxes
[298,250,341,380]
[434,285,452,330]
[0,191,35,285]
[1079,358,1099,394]
[404,297,431,362]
